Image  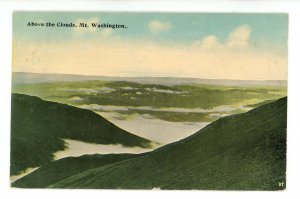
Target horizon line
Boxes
[12,71,288,82]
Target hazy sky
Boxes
[13,12,288,80]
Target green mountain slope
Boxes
[11,93,152,176]
[12,153,138,188]
[48,97,287,190]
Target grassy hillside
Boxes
[46,97,287,190]
[12,153,138,188]
[11,93,152,176]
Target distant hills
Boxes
[11,93,153,176]
[12,97,287,190]
[12,72,287,87]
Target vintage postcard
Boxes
[11,12,287,190]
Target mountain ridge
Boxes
[49,97,287,190]
[12,72,287,87]
[11,93,153,176]
[12,97,287,190]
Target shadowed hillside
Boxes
[12,153,138,188]
[42,97,286,190]
[11,93,153,176]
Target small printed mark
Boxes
[278,182,284,187]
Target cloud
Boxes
[226,25,252,48]
[194,35,223,50]
[148,20,173,34]
[193,25,252,50]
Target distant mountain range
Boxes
[12,96,287,190]
[11,93,153,176]
[12,72,287,87]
